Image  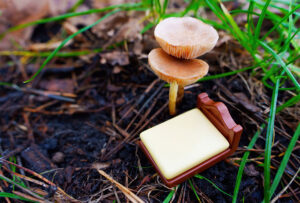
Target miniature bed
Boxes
[139,93,243,188]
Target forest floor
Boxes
[0,0,299,202]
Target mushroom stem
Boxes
[176,85,184,104]
[169,81,178,115]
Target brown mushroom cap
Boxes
[154,17,219,59]
[148,48,209,86]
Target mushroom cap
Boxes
[148,48,209,86]
[154,17,219,59]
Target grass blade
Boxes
[188,179,200,202]
[219,2,246,44]
[279,29,300,55]
[232,124,266,203]
[163,186,178,203]
[154,0,162,15]
[247,0,255,42]
[196,17,226,30]
[276,94,300,113]
[270,123,300,197]
[194,174,232,198]
[0,3,141,39]
[0,173,46,202]
[0,41,124,58]
[24,9,121,83]
[0,192,37,202]
[162,0,169,16]
[140,22,155,34]
[233,84,299,202]
[264,78,280,202]
[68,0,85,13]
[253,0,271,49]
[198,64,258,82]
[164,60,270,87]
[258,41,300,91]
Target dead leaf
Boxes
[0,0,79,50]
[62,22,84,41]
[92,0,137,9]
[0,0,49,25]
[0,0,49,50]
[39,79,74,93]
[233,92,261,112]
[28,39,73,51]
[91,11,129,39]
[48,0,78,16]
[101,51,129,66]
[103,17,143,48]
[216,31,233,47]
[67,5,99,27]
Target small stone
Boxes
[52,152,65,163]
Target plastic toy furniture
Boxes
[139,93,243,187]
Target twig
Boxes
[0,184,11,203]
[22,113,34,143]
[97,169,144,203]
[113,185,121,203]
[132,101,168,138]
[129,90,164,135]
[4,84,76,102]
[2,165,49,188]
[0,159,78,202]
[118,79,159,124]
[13,191,44,203]
[271,168,300,203]
[1,141,30,160]
[125,83,164,131]
[0,173,51,202]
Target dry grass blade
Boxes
[28,39,73,51]
[0,173,50,203]
[13,191,44,203]
[0,159,79,202]
[2,165,49,188]
[270,168,300,203]
[97,169,144,203]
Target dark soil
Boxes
[0,14,299,203]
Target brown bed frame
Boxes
[138,93,243,188]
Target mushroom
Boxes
[148,48,208,115]
[154,17,219,59]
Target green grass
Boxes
[163,186,178,203]
[264,77,280,202]
[194,175,232,198]
[0,172,41,202]
[194,1,299,201]
[0,192,37,202]
[0,2,142,40]
[23,5,141,83]
[232,124,266,202]
[0,0,299,201]
[188,179,200,202]
[270,123,300,197]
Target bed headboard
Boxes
[197,93,243,150]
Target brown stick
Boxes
[97,170,144,203]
